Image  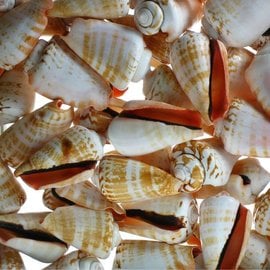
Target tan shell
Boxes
[0,69,35,125]
[113,240,195,269]
[0,244,25,270]
[41,206,121,259]
[202,0,270,47]
[30,37,111,110]
[200,192,252,270]
[43,188,72,210]
[42,17,69,36]
[215,99,270,157]
[170,138,238,192]
[54,180,125,215]
[97,155,182,203]
[43,250,104,270]
[251,32,270,51]
[0,0,53,70]
[15,125,104,189]
[254,188,270,236]
[48,0,129,19]
[61,18,150,90]
[0,158,26,214]
[0,100,73,168]
[226,158,270,204]
[240,230,270,269]
[143,64,193,108]
[119,193,198,244]
[245,42,270,117]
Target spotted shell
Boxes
[113,240,195,269]
[202,0,270,47]
[61,18,151,90]
[0,0,53,70]
[170,138,238,192]
[0,100,73,168]
[0,244,25,270]
[41,206,121,259]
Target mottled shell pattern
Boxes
[254,188,270,237]
[215,99,270,157]
[0,69,35,125]
[0,158,26,214]
[0,100,73,168]
[113,240,195,269]
[61,18,151,90]
[29,37,111,110]
[202,0,270,47]
[0,244,25,270]
[119,193,198,244]
[97,155,182,203]
[48,0,130,19]
[41,205,121,259]
[170,138,238,192]
[44,250,104,270]
[0,0,53,70]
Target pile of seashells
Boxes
[0,0,270,269]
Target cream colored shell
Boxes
[30,37,111,110]
[0,0,15,12]
[0,69,35,125]
[0,244,25,270]
[42,188,72,210]
[61,18,150,90]
[0,100,73,168]
[0,0,53,70]
[48,0,129,19]
[202,0,270,47]
[97,155,182,203]
[41,206,121,259]
[215,99,270,157]
[113,240,195,269]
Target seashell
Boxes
[0,68,35,125]
[170,138,238,192]
[41,205,121,259]
[43,250,104,270]
[30,37,111,110]
[245,42,270,117]
[107,100,203,156]
[61,18,151,90]
[133,0,203,42]
[42,17,69,36]
[0,99,73,168]
[97,155,182,203]
[0,0,53,70]
[42,188,73,210]
[74,107,116,135]
[15,125,104,189]
[0,212,68,263]
[192,184,226,200]
[0,244,25,270]
[200,192,252,270]
[215,99,270,157]
[0,158,26,214]
[226,158,270,205]
[23,39,48,73]
[240,230,270,269]
[48,0,129,19]
[170,31,229,124]
[251,29,270,51]
[118,193,198,244]
[53,180,125,215]
[254,188,270,236]
[113,240,195,269]
[0,0,15,12]
[227,47,259,108]
[143,64,194,108]
[202,0,270,48]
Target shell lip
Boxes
[0,221,67,245]
[16,160,97,189]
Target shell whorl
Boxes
[79,257,104,270]
[134,1,163,35]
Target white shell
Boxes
[30,37,111,110]
[202,0,270,47]
[215,99,270,157]
[61,18,150,90]
[0,0,15,12]
[245,42,270,117]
